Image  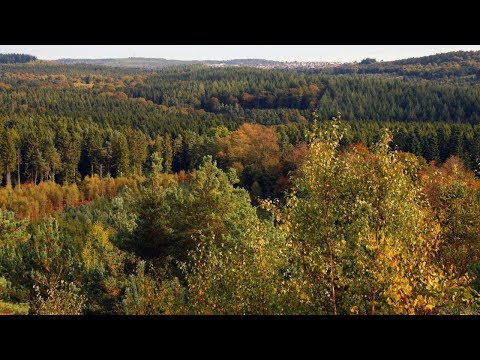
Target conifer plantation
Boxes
[1,50,480,315]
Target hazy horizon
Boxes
[1,45,480,62]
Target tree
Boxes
[424,131,440,162]
[0,128,20,187]
[360,58,377,65]
[57,126,81,184]
[216,123,282,196]
[34,281,86,315]
[42,138,62,182]
[111,131,130,177]
[122,156,257,263]
[0,209,29,247]
[86,128,107,178]
[172,135,183,173]
[182,216,289,315]
[126,129,149,176]
[122,261,182,315]
[163,134,173,174]
[421,157,480,276]
[268,120,476,314]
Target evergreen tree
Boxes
[0,128,20,187]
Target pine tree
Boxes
[0,128,20,187]
[111,131,130,177]
[57,126,81,184]
[163,134,173,174]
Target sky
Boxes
[1,45,480,62]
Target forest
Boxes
[318,50,480,83]
[1,51,480,315]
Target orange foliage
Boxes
[242,93,256,102]
[283,142,309,171]
[0,176,143,220]
[0,182,80,220]
[421,156,480,201]
[349,142,371,156]
[217,123,282,176]
[176,170,189,184]
[419,156,480,272]
[80,175,142,202]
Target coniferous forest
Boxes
[1,50,480,315]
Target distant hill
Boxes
[56,57,340,70]
[320,50,480,82]
[382,50,480,66]
[57,57,200,69]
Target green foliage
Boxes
[79,223,128,314]
[182,217,290,314]
[0,276,29,314]
[0,209,30,302]
[360,58,377,65]
[0,53,36,64]
[122,156,256,262]
[0,127,20,187]
[323,50,480,83]
[0,208,30,246]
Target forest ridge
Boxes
[0,50,480,315]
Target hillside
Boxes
[56,57,284,69]
[1,56,480,171]
[319,50,480,82]
[57,57,200,69]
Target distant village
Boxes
[206,61,343,69]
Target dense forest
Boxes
[318,50,480,83]
[1,51,480,315]
[0,54,37,64]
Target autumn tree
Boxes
[267,119,477,314]
[216,123,282,197]
[420,157,480,277]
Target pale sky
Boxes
[1,45,480,62]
